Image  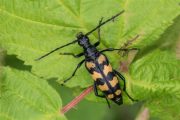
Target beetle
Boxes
[36,10,138,107]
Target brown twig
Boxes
[60,86,93,114]
[136,108,149,120]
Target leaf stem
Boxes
[60,86,93,114]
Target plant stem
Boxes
[60,86,93,114]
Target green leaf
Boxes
[0,67,66,120]
[128,15,180,119]
[0,1,180,119]
[129,49,180,119]
[0,0,179,88]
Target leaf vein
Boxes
[0,7,81,30]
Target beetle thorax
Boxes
[78,37,91,48]
[76,32,98,58]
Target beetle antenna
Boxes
[85,10,125,36]
[35,39,78,61]
[35,10,124,61]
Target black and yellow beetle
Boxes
[36,10,137,107]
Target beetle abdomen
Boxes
[85,54,122,101]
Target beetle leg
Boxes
[59,52,84,58]
[94,17,103,47]
[105,97,111,108]
[100,48,138,53]
[93,82,111,108]
[100,35,139,54]
[61,59,85,84]
[93,82,105,98]
[114,70,137,102]
[113,70,126,91]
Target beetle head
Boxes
[76,32,89,46]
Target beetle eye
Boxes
[76,32,83,39]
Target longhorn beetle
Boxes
[36,10,138,107]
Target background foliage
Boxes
[0,0,180,120]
